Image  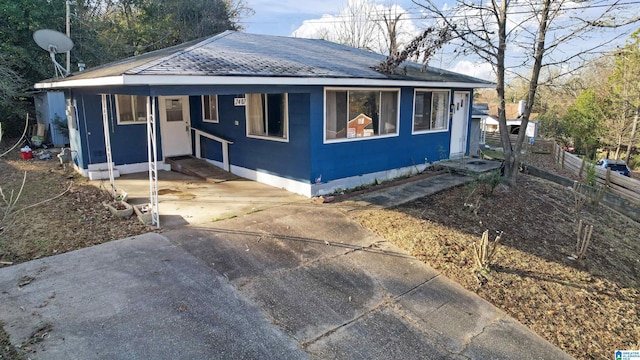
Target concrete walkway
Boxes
[111,171,306,227]
[0,173,572,359]
[332,172,473,210]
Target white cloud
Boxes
[450,60,495,81]
[291,0,420,55]
[246,0,346,15]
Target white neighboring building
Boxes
[483,100,538,138]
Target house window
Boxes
[413,90,450,133]
[325,88,399,142]
[115,95,147,124]
[202,95,218,123]
[246,93,288,141]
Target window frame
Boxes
[115,94,148,125]
[323,87,401,144]
[411,88,451,135]
[245,93,289,143]
[202,95,219,123]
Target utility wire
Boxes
[239,0,640,25]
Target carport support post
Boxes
[146,97,160,228]
[100,94,116,199]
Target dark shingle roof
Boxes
[42,31,493,86]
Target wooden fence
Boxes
[484,132,554,152]
[552,142,640,205]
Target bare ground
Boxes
[1,138,638,359]
[1,142,152,358]
[0,147,151,265]
[354,152,640,360]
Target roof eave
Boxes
[35,74,496,90]
[35,75,125,89]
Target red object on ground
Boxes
[20,150,33,160]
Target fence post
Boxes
[578,157,586,179]
[606,168,611,187]
[561,150,566,169]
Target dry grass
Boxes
[0,149,151,265]
[355,172,640,359]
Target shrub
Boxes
[584,160,597,186]
[478,170,503,197]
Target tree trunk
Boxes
[614,133,622,159]
[495,0,516,184]
[625,106,639,163]
[502,0,551,186]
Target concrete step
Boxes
[166,156,238,183]
[89,169,121,180]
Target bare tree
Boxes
[609,31,640,163]
[375,3,413,55]
[334,0,380,51]
[293,0,416,55]
[406,0,640,184]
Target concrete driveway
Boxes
[111,171,306,227]
[0,174,572,359]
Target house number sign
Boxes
[234,98,246,106]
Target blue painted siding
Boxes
[189,90,312,182]
[70,88,163,169]
[309,87,456,183]
[70,85,312,180]
[68,83,473,188]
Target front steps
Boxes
[165,156,238,183]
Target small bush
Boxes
[584,160,596,186]
[478,170,503,197]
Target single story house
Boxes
[35,31,493,197]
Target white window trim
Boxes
[202,95,219,123]
[323,87,401,144]
[411,88,451,135]
[115,94,147,125]
[245,93,289,143]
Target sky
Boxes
[239,0,639,83]
[239,0,498,79]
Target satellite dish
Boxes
[33,29,74,78]
[34,29,73,53]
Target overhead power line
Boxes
[239,0,640,25]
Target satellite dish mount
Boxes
[33,29,74,79]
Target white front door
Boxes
[450,91,470,158]
[159,96,191,158]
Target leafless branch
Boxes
[0,113,29,159]
[0,172,27,233]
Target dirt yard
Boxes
[2,137,639,359]
[0,146,151,265]
[355,155,639,360]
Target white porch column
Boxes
[146,96,160,228]
[100,94,116,199]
